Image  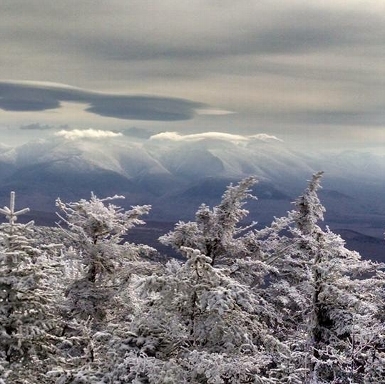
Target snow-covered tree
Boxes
[56,193,152,323]
[160,177,258,266]
[258,173,385,383]
[103,246,283,383]
[0,192,60,383]
[53,193,160,383]
[1,174,384,384]
[159,176,272,301]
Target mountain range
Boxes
[0,135,384,260]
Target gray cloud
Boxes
[85,95,202,121]
[87,17,352,62]
[2,2,384,76]
[19,123,54,130]
[0,81,205,121]
[3,2,383,60]
[0,1,384,149]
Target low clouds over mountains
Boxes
[0,132,384,226]
[1,132,385,258]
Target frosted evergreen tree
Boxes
[0,192,60,383]
[104,246,283,383]
[56,193,152,323]
[53,193,158,383]
[258,173,385,383]
[160,177,258,266]
[160,177,271,296]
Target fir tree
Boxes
[54,193,157,383]
[105,247,282,383]
[101,178,286,383]
[259,173,385,383]
[0,192,60,383]
[159,176,271,301]
[160,177,258,266]
[56,193,152,323]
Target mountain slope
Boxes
[0,136,385,260]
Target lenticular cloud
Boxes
[0,81,204,121]
[55,129,122,140]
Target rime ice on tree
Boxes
[0,191,31,225]
[56,193,152,322]
[259,173,385,383]
[0,191,35,266]
[0,192,58,383]
[160,177,258,266]
[106,179,286,384]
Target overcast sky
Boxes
[1,0,384,151]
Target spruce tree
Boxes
[53,193,157,383]
[160,177,258,266]
[105,247,283,383]
[101,179,286,383]
[0,192,59,383]
[56,193,152,323]
[259,173,385,383]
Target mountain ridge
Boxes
[0,136,384,260]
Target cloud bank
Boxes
[55,128,122,140]
[0,81,205,121]
[150,131,282,144]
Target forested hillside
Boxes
[1,173,384,383]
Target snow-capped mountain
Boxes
[4,135,384,189]
[1,134,385,259]
[2,136,322,184]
